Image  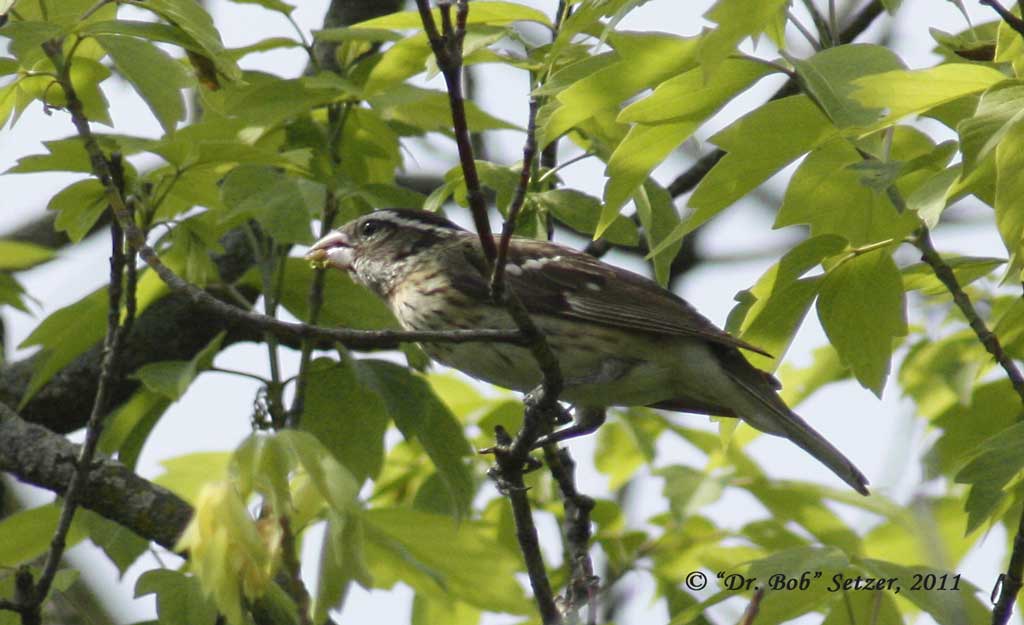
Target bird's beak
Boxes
[305,230,354,270]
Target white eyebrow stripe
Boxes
[370,212,463,236]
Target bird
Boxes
[305,208,869,495]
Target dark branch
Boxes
[413,0,497,263]
[24,145,132,617]
[0,403,191,550]
[913,228,1024,625]
[415,3,567,622]
[544,446,596,624]
[980,0,1024,40]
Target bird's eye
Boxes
[360,219,385,238]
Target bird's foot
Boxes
[532,406,607,449]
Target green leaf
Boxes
[817,249,907,396]
[0,273,30,313]
[683,95,836,237]
[858,560,988,625]
[132,333,225,401]
[363,508,530,613]
[533,189,638,246]
[369,85,516,134]
[357,360,474,518]
[18,288,108,407]
[80,19,200,51]
[697,0,788,73]
[7,138,93,174]
[540,32,702,146]
[142,0,241,82]
[219,76,349,127]
[634,180,681,286]
[220,165,313,243]
[0,58,19,76]
[0,240,55,269]
[658,465,726,521]
[619,58,771,125]
[902,255,1004,294]
[958,83,1024,176]
[995,117,1024,274]
[301,357,390,484]
[153,452,232,503]
[80,510,148,576]
[862,496,977,571]
[0,504,88,567]
[313,510,371,622]
[906,164,962,228]
[276,430,361,513]
[95,35,192,132]
[728,235,847,370]
[99,390,171,470]
[226,0,294,13]
[313,26,403,43]
[956,420,1024,532]
[851,64,1007,127]
[594,419,648,490]
[135,569,219,625]
[602,58,771,227]
[352,2,551,29]
[926,380,1021,479]
[776,137,919,246]
[411,594,480,625]
[790,44,906,128]
[47,179,108,243]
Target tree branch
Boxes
[913,228,1024,625]
[0,403,191,550]
[415,3,569,622]
[414,0,497,263]
[980,0,1024,40]
[544,446,596,624]
[23,152,133,620]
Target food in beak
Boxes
[305,231,353,270]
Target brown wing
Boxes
[492,238,772,357]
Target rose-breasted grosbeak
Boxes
[306,209,869,495]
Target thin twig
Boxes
[544,446,597,625]
[288,190,339,428]
[912,229,1024,401]
[913,227,1024,625]
[492,98,540,293]
[738,589,766,625]
[278,515,312,625]
[415,2,566,622]
[413,0,497,263]
[981,0,1024,40]
[24,139,131,619]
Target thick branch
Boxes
[0,403,191,550]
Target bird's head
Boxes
[305,209,466,296]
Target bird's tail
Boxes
[722,361,870,496]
